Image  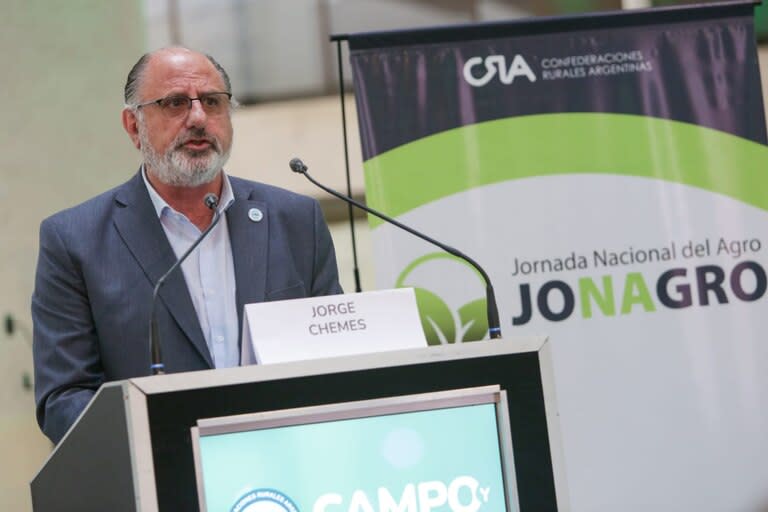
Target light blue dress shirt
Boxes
[142,169,240,368]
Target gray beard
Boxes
[138,126,231,187]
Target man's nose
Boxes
[185,98,208,127]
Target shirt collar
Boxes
[141,165,235,218]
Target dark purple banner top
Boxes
[346,1,766,161]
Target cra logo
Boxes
[231,488,300,512]
[463,54,537,87]
[396,253,488,345]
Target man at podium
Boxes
[31,47,343,444]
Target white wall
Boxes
[0,2,145,510]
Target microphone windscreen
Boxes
[289,158,307,173]
[203,193,219,209]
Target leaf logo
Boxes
[396,253,488,345]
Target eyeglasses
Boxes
[134,92,232,117]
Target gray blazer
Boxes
[32,171,343,443]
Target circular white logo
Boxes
[231,489,299,512]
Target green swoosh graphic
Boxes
[363,113,768,228]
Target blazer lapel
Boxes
[227,180,269,344]
[112,172,214,367]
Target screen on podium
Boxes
[191,385,518,512]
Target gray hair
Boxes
[123,47,233,106]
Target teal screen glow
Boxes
[197,403,512,512]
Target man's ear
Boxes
[121,108,141,149]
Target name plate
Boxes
[241,288,428,365]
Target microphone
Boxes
[288,157,502,340]
[149,192,221,375]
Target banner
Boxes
[347,2,768,511]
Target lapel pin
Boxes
[248,208,263,222]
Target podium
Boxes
[31,337,567,511]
